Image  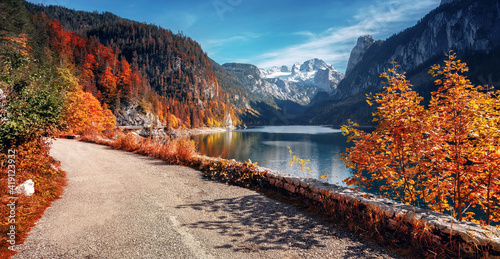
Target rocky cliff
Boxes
[345,35,375,75]
[334,0,500,100]
[302,0,500,125]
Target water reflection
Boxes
[193,126,352,186]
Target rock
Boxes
[16,179,35,196]
[313,68,344,94]
[335,0,500,101]
[115,104,163,127]
[291,63,300,76]
[345,35,375,76]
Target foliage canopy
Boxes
[342,52,500,225]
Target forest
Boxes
[0,1,274,254]
[25,2,277,129]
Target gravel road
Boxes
[14,139,399,258]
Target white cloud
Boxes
[203,32,263,47]
[199,32,264,61]
[293,31,315,38]
[254,0,440,72]
[204,36,248,46]
[179,13,198,29]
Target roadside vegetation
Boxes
[1,0,499,257]
[342,52,500,226]
[0,0,114,257]
[0,1,67,257]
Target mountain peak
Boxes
[299,58,331,72]
[345,35,375,75]
[291,63,301,75]
[225,58,344,105]
[262,59,339,80]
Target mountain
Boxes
[209,59,290,125]
[261,58,344,97]
[24,2,253,128]
[345,35,375,75]
[302,0,500,125]
[224,58,344,106]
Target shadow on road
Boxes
[176,194,387,257]
[123,150,395,257]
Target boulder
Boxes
[15,179,35,196]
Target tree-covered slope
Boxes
[25,2,237,128]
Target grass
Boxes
[81,131,198,164]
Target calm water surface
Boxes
[192,126,353,186]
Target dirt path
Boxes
[14,139,398,258]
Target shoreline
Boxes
[171,127,230,138]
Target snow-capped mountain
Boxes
[260,58,344,95]
[222,63,312,105]
[223,59,344,105]
[223,58,343,105]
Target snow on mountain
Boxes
[228,58,344,105]
[261,58,344,94]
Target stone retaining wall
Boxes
[256,167,500,258]
[77,133,500,258]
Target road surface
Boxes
[14,139,397,258]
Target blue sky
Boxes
[27,0,441,73]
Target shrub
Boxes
[0,139,66,258]
[175,138,196,162]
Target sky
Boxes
[27,0,441,73]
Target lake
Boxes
[192,125,353,186]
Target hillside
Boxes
[209,60,291,126]
[24,2,257,128]
[302,0,500,125]
[20,0,500,128]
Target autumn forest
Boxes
[2,0,500,257]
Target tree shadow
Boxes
[115,150,395,257]
[176,195,391,257]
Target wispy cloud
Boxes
[203,32,263,47]
[293,31,315,38]
[204,36,248,46]
[199,32,264,60]
[255,0,440,71]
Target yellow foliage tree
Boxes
[342,52,500,225]
[62,89,116,135]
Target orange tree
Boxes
[426,52,500,222]
[341,63,429,207]
[342,52,500,225]
[62,89,116,135]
